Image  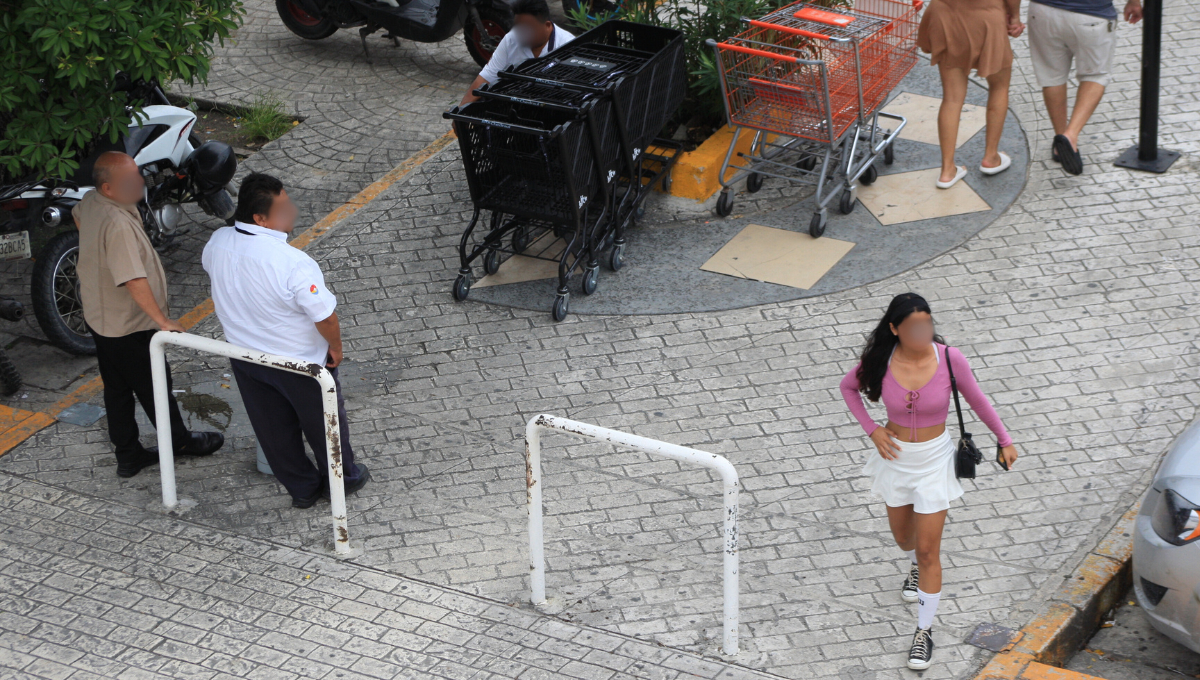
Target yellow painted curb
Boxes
[973,506,1139,680]
[661,125,773,201]
[0,130,458,458]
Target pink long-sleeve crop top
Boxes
[839,343,1012,447]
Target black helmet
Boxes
[186,141,237,195]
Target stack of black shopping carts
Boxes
[444,20,685,321]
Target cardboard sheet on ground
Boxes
[474,232,567,288]
[882,92,986,148]
[700,224,855,290]
[857,168,991,225]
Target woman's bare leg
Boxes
[913,509,948,593]
[982,68,1012,168]
[887,503,917,551]
[937,65,969,183]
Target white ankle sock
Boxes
[904,549,917,564]
[916,589,940,629]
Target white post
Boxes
[524,414,739,656]
[148,332,351,555]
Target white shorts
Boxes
[1027,2,1118,88]
[863,430,962,514]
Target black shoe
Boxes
[343,464,370,496]
[1053,134,1083,175]
[116,449,160,478]
[907,627,934,670]
[1051,146,1061,163]
[176,431,224,457]
[292,487,324,509]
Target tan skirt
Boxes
[916,0,1013,78]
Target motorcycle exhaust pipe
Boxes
[41,204,72,228]
[0,297,24,322]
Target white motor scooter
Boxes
[0,78,238,357]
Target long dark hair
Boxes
[855,293,946,402]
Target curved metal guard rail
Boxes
[525,413,740,655]
[148,331,351,555]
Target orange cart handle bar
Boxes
[713,40,802,63]
[743,18,839,42]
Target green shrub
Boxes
[568,0,850,135]
[239,92,294,143]
[0,0,244,181]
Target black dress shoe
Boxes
[344,464,369,496]
[116,449,160,478]
[176,431,224,457]
[292,487,324,509]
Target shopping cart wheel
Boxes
[839,188,857,215]
[746,173,763,193]
[483,248,501,275]
[809,212,827,238]
[660,172,672,192]
[552,294,570,322]
[512,227,529,253]
[607,243,625,272]
[635,204,646,220]
[796,156,817,172]
[582,267,599,295]
[716,191,733,217]
[453,274,471,301]
[861,165,878,186]
[884,142,895,166]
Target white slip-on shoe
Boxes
[980,151,1012,176]
[935,165,967,189]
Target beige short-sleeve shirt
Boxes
[75,191,170,337]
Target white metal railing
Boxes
[149,331,351,555]
[524,414,740,656]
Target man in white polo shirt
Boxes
[201,173,368,509]
[459,0,573,105]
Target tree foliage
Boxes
[0,0,244,181]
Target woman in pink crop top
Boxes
[839,293,1019,671]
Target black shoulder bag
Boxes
[946,346,983,479]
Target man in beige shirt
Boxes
[75,151,223,478]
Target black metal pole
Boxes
[1115,0,1180,172]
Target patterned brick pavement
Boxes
[3,2,1200,679]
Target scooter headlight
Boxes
[1151,488,1200,546]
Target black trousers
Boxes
[91,328,190,465]
[229,360,360,500]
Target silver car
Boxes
[1133,418,1200,653]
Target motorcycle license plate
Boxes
[0,231,30,261]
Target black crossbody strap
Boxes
[945,346,967,437]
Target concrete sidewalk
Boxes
[2,1,1199,679]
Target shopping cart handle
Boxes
[913,0,923,7]
[711,39,801,63]
[745,18,831,41]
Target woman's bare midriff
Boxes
[886,422,947,443]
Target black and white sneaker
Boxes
[901,563,919,603]
[907,627,934,670]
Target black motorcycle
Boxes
[275,0,513,66]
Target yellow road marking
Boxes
[0,130,458,457]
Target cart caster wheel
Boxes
[860,164,878,186]
[796,156,817,171]
[512,227,529,253]
[582,267,598,295]
[746,172,763,193]
[552,294,569,322]
[884,142,894,166]
[809,212,826,238]
[839,189,856,215]
[452,274,471,301]
[483,248,500,275]
[635,204,646,220]
[661,172,672,192]
[716,191,734,217]
[607,243,625,272]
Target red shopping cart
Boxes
[708,0,921,237]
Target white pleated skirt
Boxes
[863,430,963,514]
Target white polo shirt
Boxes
[201,221,337,366]
[478,24,574,84]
